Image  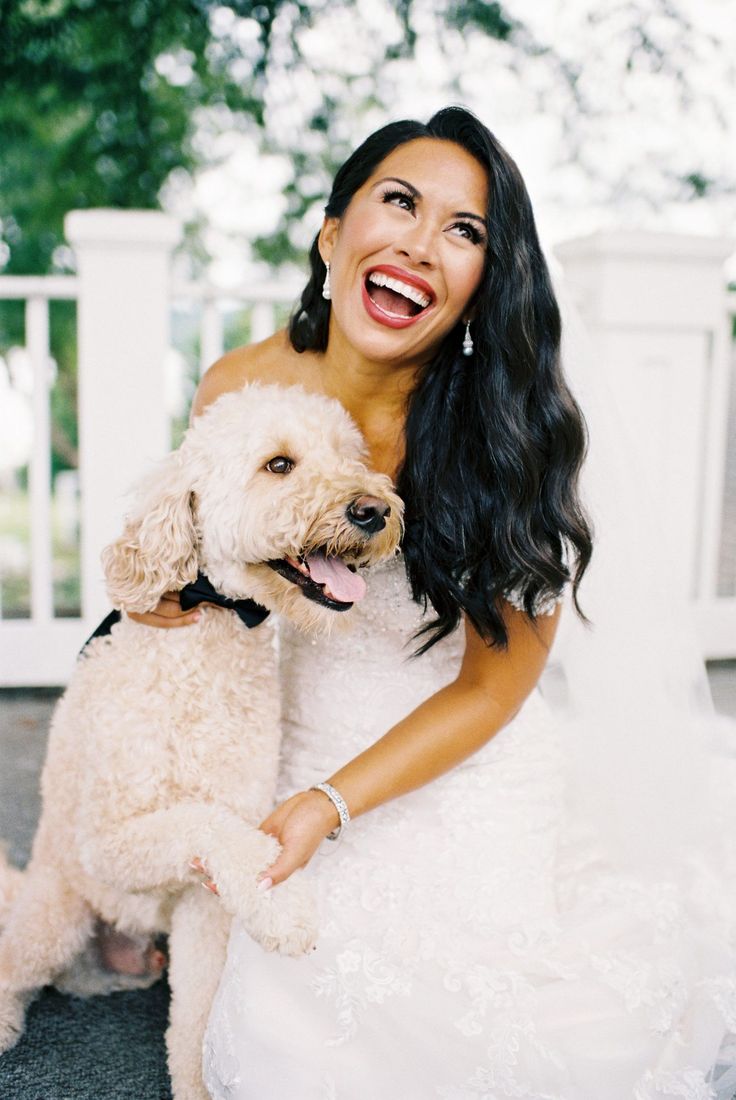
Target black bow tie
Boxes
[179,572,270,628]
[178,572,269,633]
[81,573,270,655]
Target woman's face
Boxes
[320,138,488,366]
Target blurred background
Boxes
[0,0,735,681]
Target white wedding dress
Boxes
[202,550,736,1100]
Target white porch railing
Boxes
[173,280,302,380]
[0,210,734,686]
[0,275,83,683]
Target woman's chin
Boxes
[333,312,443,367]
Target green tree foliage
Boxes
[0,0,296,274]
[0,0,314,476]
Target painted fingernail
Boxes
[256,876,273,893]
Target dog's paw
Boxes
[0,989,27,1053]
[247,872,318,957]
[203,829,281,922]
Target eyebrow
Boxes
[375,177,487,226]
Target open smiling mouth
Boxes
[266,549,367,612]
[363,270,435,325]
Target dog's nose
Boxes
[347,496,390,534]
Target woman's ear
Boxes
[463,299,479,325]
[461,302,480,330]
[318,216,340,265]
[101,450,198,613]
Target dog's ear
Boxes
[102,450,198,613]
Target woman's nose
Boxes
[394,222,436,266]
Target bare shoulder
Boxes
[191,330,319,419]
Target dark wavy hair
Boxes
[290,106,592,652]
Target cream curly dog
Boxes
[0,382,403,1099]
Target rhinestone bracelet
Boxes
[311,781,351,841]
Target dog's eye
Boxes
[265,456,294,475]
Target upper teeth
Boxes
[368,272,431,309]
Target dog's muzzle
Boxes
[346,496,390,535]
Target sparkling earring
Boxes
[462,320,474,357]
[322,261,331,301]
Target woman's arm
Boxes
[257,603,560,888]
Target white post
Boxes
[65,210,182,624]
[250,301,276,343]
[200,299,224,379]
[555,232,733,612]
[26,295,54,623]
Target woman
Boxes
[143,108,736,1098]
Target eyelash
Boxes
[380,186,415,212]
[379,187,486,246]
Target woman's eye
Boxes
[449,221,485,246]
[381,188,415,212]
[265,456,294,475]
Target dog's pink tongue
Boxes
[306,552,366,603]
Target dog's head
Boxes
[103,382,403,631]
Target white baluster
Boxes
[200,299,224,377]
[250,301,276,343]
[26,295,53,623]
[697,299,733,600]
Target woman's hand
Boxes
[256,791,341,889]
[128,592,202,629]
[187,792,338,897]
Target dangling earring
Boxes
[462,320,474,357]
[322,261,332,301]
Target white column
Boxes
[65,210,182,623]
[200,298,224,379]
[555,232,733,609]
[26,295,53,623]
[250,300,276,343]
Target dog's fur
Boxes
[0,383,403,1098]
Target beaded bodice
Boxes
[277,553,466,790]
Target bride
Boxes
[141,107,736,1098]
